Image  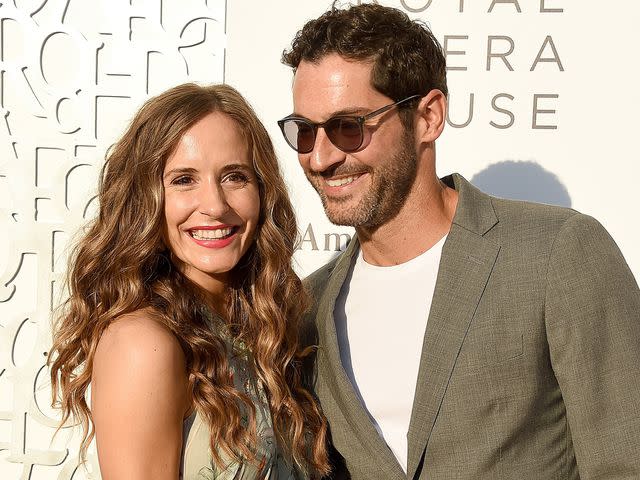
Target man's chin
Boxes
[319,190,379,227]
[325,215,356,227]
[324,205,372,227]
[322,199,358,226]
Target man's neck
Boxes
[356,176,458,266]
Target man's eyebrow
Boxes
[163,167,197,180]
[289,106,370,121]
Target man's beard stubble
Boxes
[307,131,418,229]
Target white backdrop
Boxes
[1,0,638,478]
[227,0,640,277]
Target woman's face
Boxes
[162,112,261,294]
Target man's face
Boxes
[291,54,417,228]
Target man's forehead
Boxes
[291,55,383,118]
[293,55,372,89]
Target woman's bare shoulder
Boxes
[96,308,177,349]
[92,307,188,403]
[94,308,184,373]
[92,308,189,479]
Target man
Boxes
[278,4,640,480]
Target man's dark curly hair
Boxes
[282,2,448,106]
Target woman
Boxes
[48,84,330,479]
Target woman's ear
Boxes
[414,89,447,144]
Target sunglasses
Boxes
[277,95,421,154]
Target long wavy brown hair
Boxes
[48,83,329,476]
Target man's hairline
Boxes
[288,53,420,131]
[289,53,383,106]
[288,50,377,74]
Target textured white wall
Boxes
[1,0,639,478]
[0,1,226,478]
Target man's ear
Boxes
[414,89,447,144]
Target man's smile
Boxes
[325,173,364,187]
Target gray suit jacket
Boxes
[305,174,640,480]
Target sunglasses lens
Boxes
[280,117,363,153]
[326,118,363,152]
[282,119,316,153]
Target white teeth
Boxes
[327,175,359,187]
[190,227,233,240]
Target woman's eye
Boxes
[223,172,249,184]
[171,175,193,186]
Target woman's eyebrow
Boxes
[219,163,254,174]
[163,167,197,180]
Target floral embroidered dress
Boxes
[181,318,300,480]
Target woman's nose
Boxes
[197,181,229,218]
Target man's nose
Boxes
[305,128,346,173]
[198,181,229,218]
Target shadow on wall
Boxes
[470,160,572,208]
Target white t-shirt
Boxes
[334,235,446,471]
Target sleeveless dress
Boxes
[180,322,301,480]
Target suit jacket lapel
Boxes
[316,239,407,480]
[406,174,501,479]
